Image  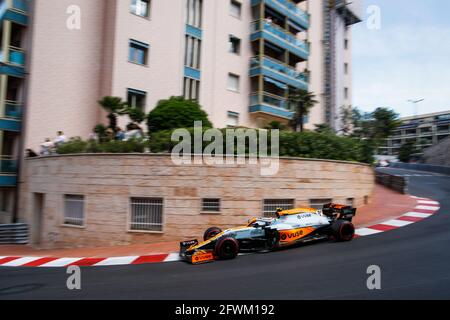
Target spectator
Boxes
[40,138,54,156]
[125,123,143,141]
[115,127,126,141]
[54,131,67,146]
[26,149,38,158]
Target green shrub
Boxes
[147,96,212,133]
[55,130,374,164]
[56,138,88,154]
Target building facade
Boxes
[305,0,362,132]
[0,0,27,222]
[0,0,361,223]
[378,111,450,157]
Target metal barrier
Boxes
[390,162,450,175]
[0,223,29,244]
[375,171,408,194]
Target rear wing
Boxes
[322,204,357,221]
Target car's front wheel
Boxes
[203,227,222,241]
[215,237,239,260]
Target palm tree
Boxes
[98,96,128,131]
[288,89,318,132]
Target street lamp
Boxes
[407,99,425,117]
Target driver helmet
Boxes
[275,208,284,218]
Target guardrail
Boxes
[375,171,408,194]
[390,162,450,175]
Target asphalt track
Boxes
[0,167,449,300]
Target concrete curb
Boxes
[354,197,440,237]
[0,197,440,268]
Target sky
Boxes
[352,0,450,118]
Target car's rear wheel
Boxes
[203,227,222,241]
[331,220,355,242]
[215,237,239,260]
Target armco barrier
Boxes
[375,171,408,194]
[390,162,450,175]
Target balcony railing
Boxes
[0,156,17,174]
[251,20,309,54]
[251,55,308,83]
[0,46,25,66]
[12,0,28,12]
[250,92,290,111]
[8,46,25,66]
[4,100,22,119]
[273,0,309,24]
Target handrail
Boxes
[251,19,309,52]
[251,55,308,82]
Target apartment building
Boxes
[378,111,450,157]
[0,0,27,221]
[305,0,362,131]
[0,0,360,222]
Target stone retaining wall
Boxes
[20,154,375,248]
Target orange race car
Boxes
[180,204,357,264]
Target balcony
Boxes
[251,20,309,60]
[4,100,22,119]
[250,55,308,90]
[0,118,21,131]
[0,0,29,25]
[0,46,26,77]
[249,92,293,120]
[0,156,17,174]
[251,0,309,30]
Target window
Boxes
[184,35,201,69]
[131,0,150,17]
[186,0,203,28]
[309,199,333,210]
[130,198,163,232]
[129,40,149,65]
[227,111,239,127]
[183,77,200,100]
[230,0,242,18]
[263,199,294,218]
[344,87,349,99]
[127,89,147,110]
[202,198,221,213]
[344,38,348,50]
[64,195,85,226]
[229,35,241,54]
[227,73,240,92]
[344,63,348,74]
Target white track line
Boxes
[1,257,41,267]
[355,228,383,236]
[38,257,83,268]
[381,219,414,227]
[163,253,181,262]
[94,256,139,266]
[403,212,433,218]
[415,205,440,211]
[417,200,439,205]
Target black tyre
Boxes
[215,237,239,260]
[203,227,222,241]
[331,220,355,242]
[266,229,280,250]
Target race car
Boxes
[180,203,357,264]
